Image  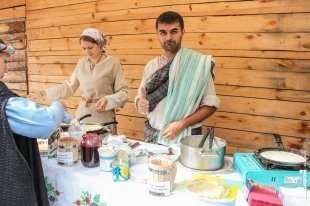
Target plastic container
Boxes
[98,146,117,172]
[112,150,130,181]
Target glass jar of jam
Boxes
[80,133,101,168]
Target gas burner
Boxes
[233,153,310,187]
[177,157,234,174]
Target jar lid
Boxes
[98,146,116,157]
[81,133,100,146]
[58,137,78,145]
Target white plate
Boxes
[199,197,235,205]
[183,178,237,205]
[129,163,148,184]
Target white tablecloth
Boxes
[41,141,309,206]
[41,141,243,206]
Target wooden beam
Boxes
[0,6,25,20]
[27,49,310,60]
[27,13,310,34]
[27,33,310,52]
[0,0,25,10]
[26,0,310,20]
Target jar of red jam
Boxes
[80,133,101,168]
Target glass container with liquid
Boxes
[80,133,101,168]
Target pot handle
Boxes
[77,114,92,122]
[101,121,118,126]
[199,150,220,158]
[273,133,284,149]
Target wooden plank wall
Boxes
[0,0,27,96]
[24,0,310,155]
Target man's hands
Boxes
[161,120,186,140]
[161,106,216,141]
[137,87,149,114]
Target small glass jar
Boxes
[57,136,79,166]
[80,133,101,168]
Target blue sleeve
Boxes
[5,97,72,139]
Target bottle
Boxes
[68,121,86,143]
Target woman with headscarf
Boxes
[28,28,129,132]
[0,39,71,205]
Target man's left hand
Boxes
[161,121,185,140]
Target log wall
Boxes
[22,0,310,154]
[0,0,27,96]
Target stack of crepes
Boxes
[183,174,242,202]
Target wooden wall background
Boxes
[0,0,27,96]
[3,0,308,154]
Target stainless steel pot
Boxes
[180,135,226,170]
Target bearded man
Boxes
[135,11,220,146]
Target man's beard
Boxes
[162,41,180,52]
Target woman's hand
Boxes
[94,97,108,113]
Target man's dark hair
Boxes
[156,11,184,30]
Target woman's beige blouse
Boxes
[46,55,129,124]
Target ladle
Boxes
[198,128,211,150]
[208,127,214,149]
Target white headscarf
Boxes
[80,28,107,52]
[0,42,15,55]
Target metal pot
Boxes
[180,130,226,170]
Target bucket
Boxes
[98,146,117,172]
[148,157,177,196]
